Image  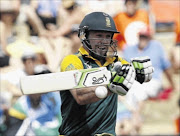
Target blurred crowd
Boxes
[0,0,179,135]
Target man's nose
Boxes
[100,39,110,45]
[98,38,106,43]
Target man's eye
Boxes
[106,36,111,39]
[96,35,102,37]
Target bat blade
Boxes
[20,70,79,94]
[20,67,111,95]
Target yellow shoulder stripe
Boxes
[8,108,26,120]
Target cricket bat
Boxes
[20,67,111,95]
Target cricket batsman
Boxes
[59,12,154,136]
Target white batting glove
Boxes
[131,56,154,84]
[108,62,136,96]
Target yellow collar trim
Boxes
[78,46,117,67]
[79,46,90,56]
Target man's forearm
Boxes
[70,86,111,105]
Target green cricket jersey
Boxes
[59,46,129,136]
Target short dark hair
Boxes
[125,0,138,4]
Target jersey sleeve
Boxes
[60,55,84,72]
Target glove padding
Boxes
[131,56,154,84]
[108,62,135,96]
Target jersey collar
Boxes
[79,46,117,67]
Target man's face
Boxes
[125,1,137,16]
[23,58,36,75]
[29,94,41,108]
[138,35,150,50]
[88,31,113,57]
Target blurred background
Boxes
[0,0,179,135]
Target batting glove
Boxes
[131,56,154,84]
[108,62,136,96]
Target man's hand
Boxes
[108,62,135,96]
[131,56,154,84]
